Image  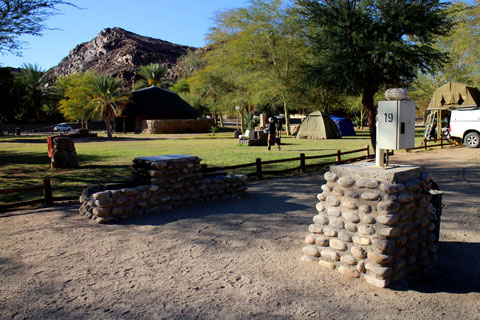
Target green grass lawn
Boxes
[0,128,427,204]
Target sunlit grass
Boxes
[0,127,427,204]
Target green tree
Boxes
[170,79,190,94]
[0,0,74,55]
[134,63,168,89]
[17,63,58,121]
[207,0,308,135]
[57,71,97,126]
[0,68,21,123]
[296,0,453,148]
[410,0,480,114]
[57,73,130,138]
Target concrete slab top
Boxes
[331,160,424,182]
[134,154,198,162]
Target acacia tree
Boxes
[207,0,308,135]
[296,0,453,148]
[0,0,74,55]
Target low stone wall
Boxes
[79,155,248,223]
[142,119,215,134]
[302,162,438,288]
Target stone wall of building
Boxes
[79,155,248,223]
[142,119,215,134]
[302,162,438,288]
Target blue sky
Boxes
[1,0,249,70]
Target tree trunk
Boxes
[104,117,113,139]
[219,113,224,128]
[240,109,246,133]
[283,100,291,135]
[361,91,377,150]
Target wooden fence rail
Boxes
[405,137,455,152]
[203,145,372,180]
[0,178,53,211]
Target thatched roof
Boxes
[121,86,200,119]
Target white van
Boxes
[449,108,480,148]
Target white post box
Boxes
[377,100,416,150]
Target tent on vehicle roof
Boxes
[427,82,480,110]
[329,115,356,136]
[295,111,341,139]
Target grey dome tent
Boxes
[295,111,341,139]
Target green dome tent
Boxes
[295,111,341,139]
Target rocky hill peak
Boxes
[48,27,194,88]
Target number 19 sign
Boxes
[377,100,416,150]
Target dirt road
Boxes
[1,146,479,319]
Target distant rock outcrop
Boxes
[48,27,195,88]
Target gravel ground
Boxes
[1,146,479,320]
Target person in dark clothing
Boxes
[267,117,281,151]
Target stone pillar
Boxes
[302,162,437,288]
[51,137,79,169]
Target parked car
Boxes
[449,108,480,148]
[54,123,73,132]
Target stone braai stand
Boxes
[302,162,438,288]
[51,136,79,169]
[79,155,248,223]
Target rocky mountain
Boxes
[48,27,195,88]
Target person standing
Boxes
[267,117,281,151]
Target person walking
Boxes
[267,117,281,151]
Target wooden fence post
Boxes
[43,178,53,206]
[424,138,427,150]
[300,153,306,173]
[336,150,341,163]
[440,136,444,148]
[366,145,370,158]
[255,158,263,180]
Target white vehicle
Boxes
[54,123,73,132]
[449,108,480,148]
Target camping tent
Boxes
[424,82,480,139]
[330,115,356,136]
[427,82,480,110]
[295,111,341,139]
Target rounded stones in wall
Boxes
[303,245,320,257]
[361,192,380,201]
[305,234,316,244]
[351,246,367,259]
[356,178,379,189]
[345,223,358,233]
[352,236,371,246]
[326,196,341,207]
[315,236,329,247]
[338,231,352,242]
[309,224,323,234]
[338,176,355,188]
[342,211,360,223]
[321,249,340,261]
[340,254,357,265]
[324,172,338,182]
[338,265,361,278]
[329,239,348,251]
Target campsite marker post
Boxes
[376,89,416,167]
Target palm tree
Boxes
[134,63,168,89]
[18,63,57,121]
[88,75,130,138]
